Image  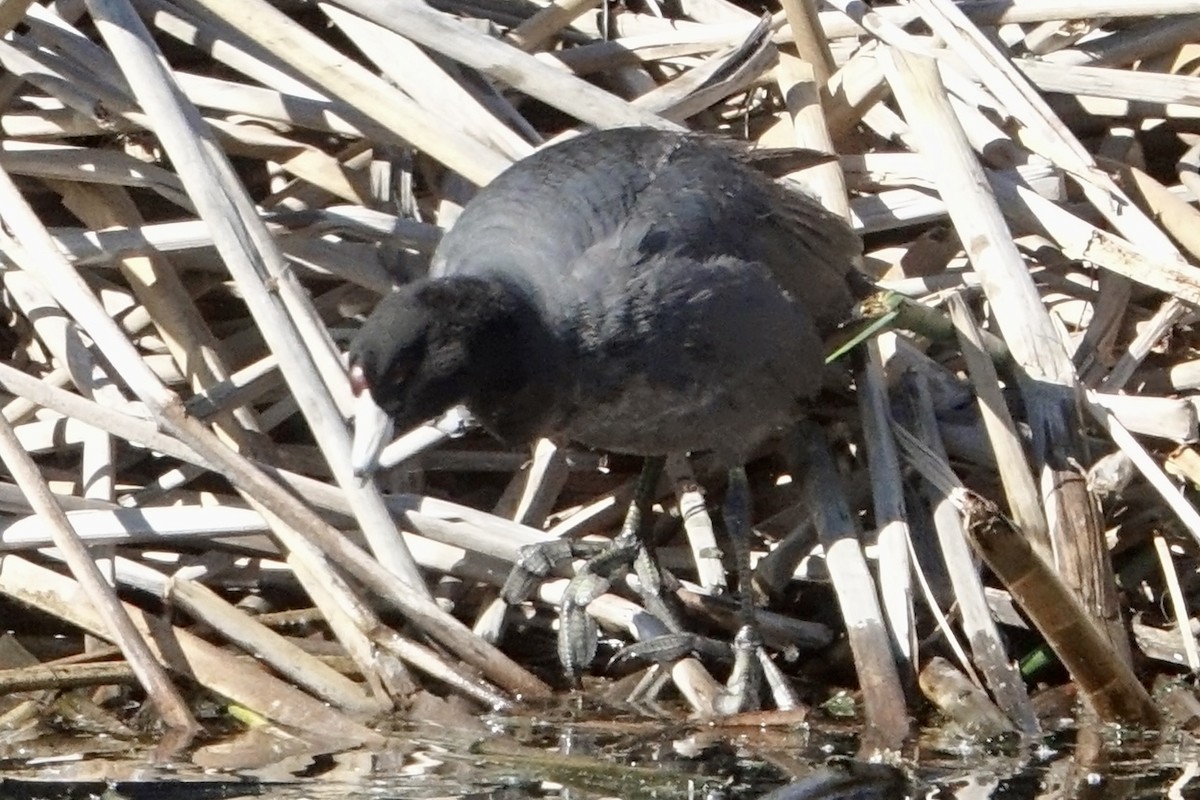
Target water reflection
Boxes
[0,721,1196,799]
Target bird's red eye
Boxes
[348,362,369,397]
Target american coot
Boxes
[349,127,864,697]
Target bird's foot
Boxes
[501,538,608,604]
[557,569,615,684]
[610,631,733,666]
[712,624,764,715]
[553,530,682,682]
[516,455,678,685]
[611,625,763,715]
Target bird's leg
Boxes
[608,465,763,713]
[621,457,688,636]
[714,464,763,714]
[556,455,681,683]
[629,519,686,635]
[726,466,758,632]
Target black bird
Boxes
[349,127,864,699]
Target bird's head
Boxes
[347,282,475,477]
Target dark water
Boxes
[2,719,1198,800]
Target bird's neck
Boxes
[435,275,558,444]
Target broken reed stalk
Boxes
[919,656,1015,739]
[302,0,675,132]
[946,294,1050,561]
[962,495,1159,728]
[897,372,1039,734]
[857,341,915,680]
[179,0,513,185]
[1151,534,1200,673]
[778,0,834,85]
[506,0,601,52]
[892,425,1158,727]
[798,423,909,750]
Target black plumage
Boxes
[349,127,864,471]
